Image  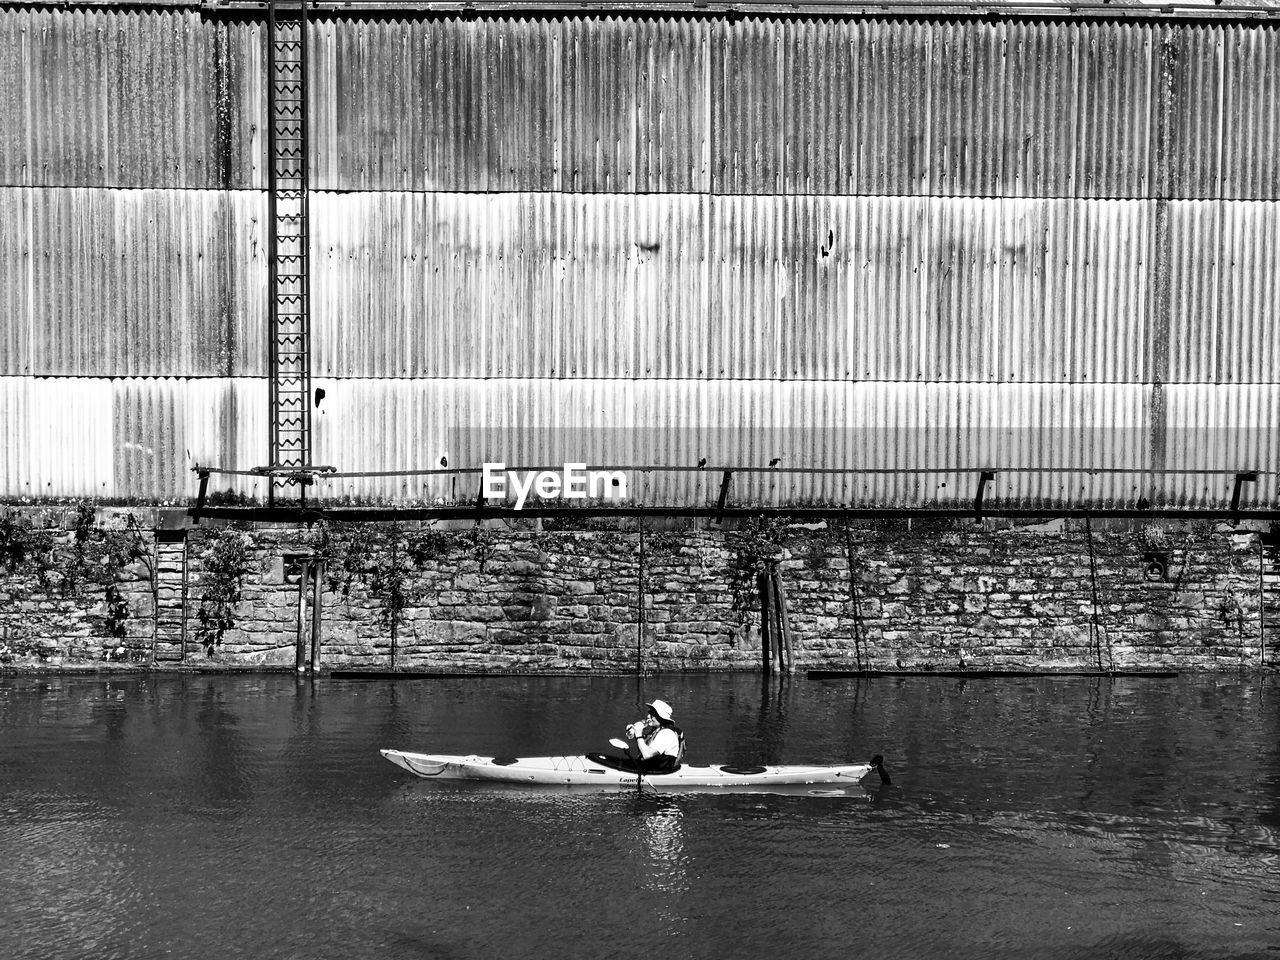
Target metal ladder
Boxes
[266,0,312,505]
[152,533,188,663]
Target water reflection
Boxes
[2,673,1279,960]
[630,795,690,930]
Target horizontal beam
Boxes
[200,463,1265,479]
[187,504,1280,524]
[21,0,1280,23]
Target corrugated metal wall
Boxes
[1,10,1276,507]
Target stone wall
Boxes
[0,507,1276,672]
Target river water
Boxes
[1,672,1278,960]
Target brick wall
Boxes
[0,508,1275,672]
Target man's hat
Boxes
[646,699,674,722]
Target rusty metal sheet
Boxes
[710,18,1166,199]
[636,18,710,193]
[1158,24,1225,200]
[1073,20,1155,199]
[9,188,266,377]
[311,17,558,192]
[0,189,32,375]
[1222,26,1280,200]
[561,16,635,192]
[0,9,263,189]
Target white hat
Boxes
[646,699,674,722]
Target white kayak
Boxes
[380,749,888,789]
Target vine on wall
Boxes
[194,528,253,654]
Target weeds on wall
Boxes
[193,528,252,655]
[728,516,788,615]
[0,509,152,660]
[0,510,55,587]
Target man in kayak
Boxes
[624,699,685,773]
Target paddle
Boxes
[608,738,629,751]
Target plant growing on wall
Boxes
[193,528,252,655]
[468,525,497,573]
[0,510,55,587]
[62,505,97,596]
[322,522,420,664]
[366,524,412,631]
[97,514,153,652]
[728,515,787,613]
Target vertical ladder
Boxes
[152,532,188,663]
[266,0,312,505]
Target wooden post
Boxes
[766,564,783,671]
[295,560,310,673]
[1085,517,1104,671]
[845,524,864,672]
[310,559,324,673]
[774,566,795,672]
[637,517,646,679]
[389,535,399,672]
[759,568,773,676]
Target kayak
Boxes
[380,749,887,788]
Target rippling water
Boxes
[2,673,1278,960]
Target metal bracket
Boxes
[189,468,211,525]
[475,476,487,515]
[1230,471,1258,519]
[715,471,734,524]
[974,470,996,522]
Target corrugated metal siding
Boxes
[2,13,1275,510]
[1158,25,1223,200]
[0,10,263,189]
[1222,26,1280,200]
[1,378,114,498]
[301,378,1216,507]
[306,17,1280,200]
[0,189,32,374]
[3,13,1278,199]
[114,377,266,500]
[0,377,266,500]
[1163,384,1278,507]
[636,19,709,193]
[311,17,559,192]
[307,192,1280,385]
[4,377,1268,507]
[1,188,266,377]
[703,19,1159,197]
[561,17,634,192]
[1165,200,1280,384]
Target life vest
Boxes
[671,723,686,763]
[642,722,685,771]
